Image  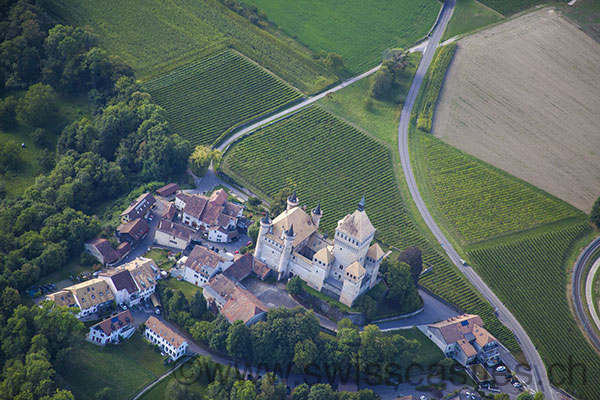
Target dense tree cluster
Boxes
[188,145,222,177]
[369,49,411,101]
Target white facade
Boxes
[208,227,229,243]
[254,195,384,307]
[144,317,188,361]
[154,229,189,250]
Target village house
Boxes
[144,316,188,361]
[254,192,384,307]
[422,314,500,366]
[84,238,129,266]
[116,218,149,246]
[88,310,135,345]
[155,183,180,199]
[221,286,268,325]
[180,246,232,287]
[47,279,115,318]
[203,274,238,309]
[208,225,238,243]
[154,219,195,250]
[175,189,243,242]
[120,192,156,223]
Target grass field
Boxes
[144,50,302,147]
[476,0,543,15]
[221,106,519,351]
[62,333,168,400]
[42,0,336,93]
[144,248,176,270]
[241,0,440,74]
[318,52,422,148]
[413,133,583,245]
[468,223,600,399]
[163,278,201,301]
[433,10,600,212]
[415,43,456,133]
[383,327,445,367]
[560,0,600,42]
[442,0,502,40]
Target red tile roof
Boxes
[157,220,194,240]
[185,246,224,273]
[209,189,228,206]
[221,286,267,324]
[224,253,269,281]
[156,183,180,197]
[183,196,208,218]
[162,203,176,220]
[87,238,119,264]
[92,310,133,336]
[117,218,149,241]
[144,316,187,348]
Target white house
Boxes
[47,279,115,318]
[88,310,135,346]
[97,258,158,306]
[181,246,232,287]
[144,316,188,361]
[422,314,500,366]
[254,192,384,307]
[155,219,195,250]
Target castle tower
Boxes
[287,191,299,210]
[333,196,376,271]
[254,213,272,261]
[277,224,295,280]
[311,202,322,228]
[339,261,365,307]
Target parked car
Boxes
[155,307,161,315]
[120,303,128,310]
[512,381,523,389]
[246,240,253,247]
[496,365,506,373]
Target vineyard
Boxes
[240,0,440,74]
[144,50,302,147]
[413,133,583,244]
[468,222,600,399]
[415,43,456,133]
[41,0,336,92]
[222,106,518,351]
[476,0,542,15]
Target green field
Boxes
[318,52,422,148]
[42,0,335,93]
[468,223,600,399]
[241,0,440,73]
[413,133,583,244]
[144,248,176,270]
[222,106,518,351]
[62,334,169,400]
[476,0,543,15]
[561,0,600,43]
[164,278,201,301]
[443,0,502,40]
[415,43,456,133]
[144,50,302,147]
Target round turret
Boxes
[287,191,300,210]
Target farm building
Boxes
[155,183,180,198]
[116,218,149,245]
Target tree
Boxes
[356,295,377,322]
[164,380,193,400]
[248,223,260,244]
[398,247,423,285]
[0,96,18,129]
[17,83,58,127]
[189,290,207,319]
[291,384,310,400]
[188,145,221,177]
[270,187,292,216]
[516,394,533,400]
[494,394,510,400]
[227,321,253,360]
[0,141,21,174]
[533,393,544,400]
[369,67,393,99]
[293,339,317,371]
[248,197,261,207]
[287,276,302,295]
[307,384,335,400]
[230,380,256,400]
[384,260,421,311]
[324,52,344,72]
[30,128,48,147]
[591,196,600,227]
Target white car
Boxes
[120,303,128,310]
[496,365,506,372]
[460,258,468,266]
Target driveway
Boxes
[120,199,167,264]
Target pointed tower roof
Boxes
[313,201,321,215]
[286,224,295,237]
[357,195,366,212]
[288,190,298,202]
[261,213,271,224]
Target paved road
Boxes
[572,236,600,352]
[585,254,600,333]
[395,1,556,399]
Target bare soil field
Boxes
[433,9,600,212]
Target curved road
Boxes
[572,236,600,352]
[396,1,555,399]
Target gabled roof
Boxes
[162,203,176,220]
[205,274,237,300]
[221,286,268,324]
[99,269,138,294]
[117,218,149,241]
[156,183,180,197]
[473,323,497,347]
[223,253,269,281]
[457,338,477,358]
[120,258,157,291]
[223,202,242,217]
[183,196,208,218]
[428,314,487,345]
[70,279,115,308]
[270,207,318,246]
[92,310,133,336]
[47,290,76,308]
[121,193,155,218]
[366,243,384,261]
[157,220,194,241]
[86,238,119,264]
[337,208,375,242]
[209,189,228,206]
[145,316,187,348]
[185,246,224,274]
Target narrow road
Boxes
[396,1,555,399]
[216,41,428,153]
[585,257,600,337]
[572,236,600,352]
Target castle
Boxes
[254,192,385,307]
